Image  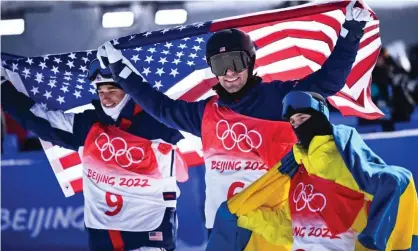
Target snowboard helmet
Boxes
[282,91,330,121]
[205,28,256,76]
[86,59,122,90]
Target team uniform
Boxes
[1,79,185,251]
[101,17,364,233]
[201,97,297,228]
[207,91,418,251]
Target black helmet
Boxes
[206,28,256,63]
[205,29,256,76]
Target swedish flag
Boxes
[207,125,418,251]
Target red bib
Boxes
[201,97,297,167]
[290,166,365,235]
[83,123,172,177]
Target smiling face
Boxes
[97,84,126,108]
[217,68,249,93]
[289,113,312,128]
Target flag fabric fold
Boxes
[2,0,382,197]
[211,126,418,251]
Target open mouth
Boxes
[225,77,239,83]
[103,103,116,108]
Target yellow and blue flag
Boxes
[208,125,418,251]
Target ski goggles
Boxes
[282,91,329,120]
[85,58,113,81]
[209,51,251,76]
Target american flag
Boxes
[148,231,163,241]
[2,0,382,197]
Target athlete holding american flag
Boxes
[1,61,186,251]
[1,0,382,250]
[97,2,374,251]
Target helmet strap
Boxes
[248,55,256,77]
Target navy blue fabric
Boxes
[1,81,183,151]
[88,207,177,251]
[1,81,183,250]
[278,151,299,178]
[206,202,251,251]
[86,58,113,79]
[111,23,362,138]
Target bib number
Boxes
[105,192,123,216]
[227,181,245,199]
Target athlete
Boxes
[1,60,186,251]
[208,91,418,251]
[98,0,373,243]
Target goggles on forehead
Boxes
[282,91,329,120]
[209,51,251,76]
[85,59,113,81]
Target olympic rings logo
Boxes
[216,120,262,153]
[292,182,326,212]
[94,133,144,168]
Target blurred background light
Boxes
[0,18,25,35]
[102,11,134,28]
[155,9,187,25]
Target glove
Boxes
[97,41,141,77]
[340,0,374,41]
[345,0,373,23]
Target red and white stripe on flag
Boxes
[169,0,383,119]
[6,69,205,197]
[39,138,204,197]
[7,0,384,197]
[40,140,84,197]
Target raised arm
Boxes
[274,2,373,98]
[99,42,208,137]
[292,21,365,96]
[1,80,90,150]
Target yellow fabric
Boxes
[293,136,374,249]
[385,177,418,251]
[230,135,418,251]
[300,136,418,251]
[228,161,290,216]
[351,202,376,251]
[350,177,418,251]
[228,161,293,250]
[238,202,292,246]
[232,135,371,250]
[293,135,373,200]
[243,232,292,251]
